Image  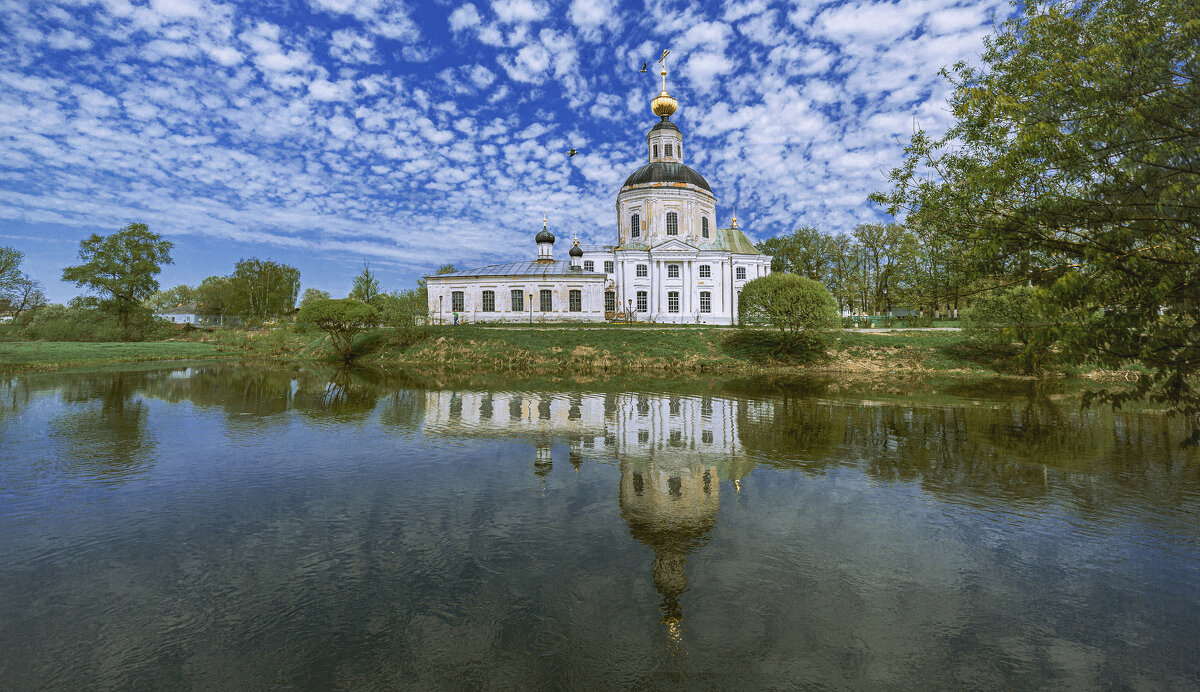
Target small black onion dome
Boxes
[536,228,555,243]
[569,243,583,257]
[650,119,680,132]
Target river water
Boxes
[1,365,1198,689]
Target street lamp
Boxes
[528,292,533,324]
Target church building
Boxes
[426,63,771,324]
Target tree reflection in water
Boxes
[48,373,154,484]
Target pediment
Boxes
[650,239,698,254]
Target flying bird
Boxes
[567,148,578,158]
[640,62,647,73]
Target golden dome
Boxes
[651,89,677,118]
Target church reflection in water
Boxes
[424,390,765,646]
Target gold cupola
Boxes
[650,51,677,118]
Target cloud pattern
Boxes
[0,0,1009,298]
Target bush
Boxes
[737,273,840,353]
[297,298,379,362]
[22,303,170,342]
[962,285,1065,375]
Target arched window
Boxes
[666,212,678,236]
[665,143,673,157]
[702,217,709,238]
[631,213,640,238]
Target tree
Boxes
[737,273,840,351]
[146,284,197,312]
[0,276,47,320]
[962,286,1066,376]
[196,275,235,326]
[227,258,300,322]
[757,226,831,282]
[300,288,331,308]
[0,246,23,293]
[61,223,174,330]
[297,298,379,361]
[349,261,381,305]
[874,0,1199,418]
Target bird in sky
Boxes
[640,62,647,73]
[567,148,578,158]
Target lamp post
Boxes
[438,295,443,326]
[528,292,533,324]
[627,298,633,323]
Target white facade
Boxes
[426,78,771,325]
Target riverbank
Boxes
[0,325,1004,380]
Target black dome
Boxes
[650,119,680,132]
[622,162,712,192]
[535,228,555,243]
[569,244,583,257]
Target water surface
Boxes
[1,366,1198,689]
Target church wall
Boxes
[616,186,716,248]
[427,275,606,324]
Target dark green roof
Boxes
[698,227,762,254]
[622,162,712,192]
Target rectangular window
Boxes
[702,430,713,444]
[666,212,678,236]
[665,143,673,157]
[699,264,711,278]
[605,291,615,312]
[631,213,640,238]
[451,291,464,312]
[636,264,647,277]
[653,144,659,158]
[702,217,709,238]
[583,260,594,272]
[511,289,524,312]
[604,260,614,273]
[668,291,679,312]
[668,264,680,278]
[482,290,495,312]
[736,266,747,280]
[637,291,648,312]
[700,291,711,313]
[569,289,582,312]
[540,289,553,312]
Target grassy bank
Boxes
[0,325,1010,380]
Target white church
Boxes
[426,63,771,325]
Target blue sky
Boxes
[0,0,1011,303]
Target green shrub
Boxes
[962,285,1066,375]
[22,303,170,342]
[737,273,840,353]
[297,298,379,362]
[720,328,827,363]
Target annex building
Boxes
[426,65,771,325]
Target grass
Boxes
[0,341,233,373]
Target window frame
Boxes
[451,291,464,312]
[667,291,680,313]
[666,211,678,236]
[583,260,594,272]
[604,291,615,312]
[636,264,647,278]
[699,264,711,278]
[604,260,614,273]
[636,291,648,312]
[482,290,495,312]
[665,143,673,157]
[631,213,640,238]
[539,289,553,312]
[667,264,680,278]
[736,266,747,280]
[700,291,711,313]
[511,289,524,312]
[701,217,709,238]
[569,289,582,312]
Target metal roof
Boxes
[427,260,607,279]
[621,162,712,192]
[698,227,763,254]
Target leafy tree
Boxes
[0,246,23,293]
[962,286,1067,376]
[196,275,235,325]
[300,288,331,308]
[0,276,46,320]
[875,0,1199,417]
[61,223,174,331]
[435,264,457,275]
[757,226,831,282]
[349,261,381,305]
[297,298,379,361]
[228,258,300,322]
[146,284,197,312]
[737,273,840,352]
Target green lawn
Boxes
[0,341,231,372]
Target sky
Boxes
[0,0,1012,303]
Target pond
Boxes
[1,365,1198,689]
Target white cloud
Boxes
[309,78,354,101]
[449,3,482,31]
[491,0,548,24]
[329,29,375,63]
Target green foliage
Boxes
[962,286,1067,375]
[435,264,457,275]
[0,246,23,293]
[300,288,331,308]
[875,0,1199,413]
[737,273,840,353]
[146,284,197,312]
[23,302,171,342]
[297,298,379,361]
[349,261,381,305]
[720,329,826,363]
[227,258,301,322]
[60,223,174,332]
[757,226,831,281]
[196,275,235,324]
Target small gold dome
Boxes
[651,89,678,118]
